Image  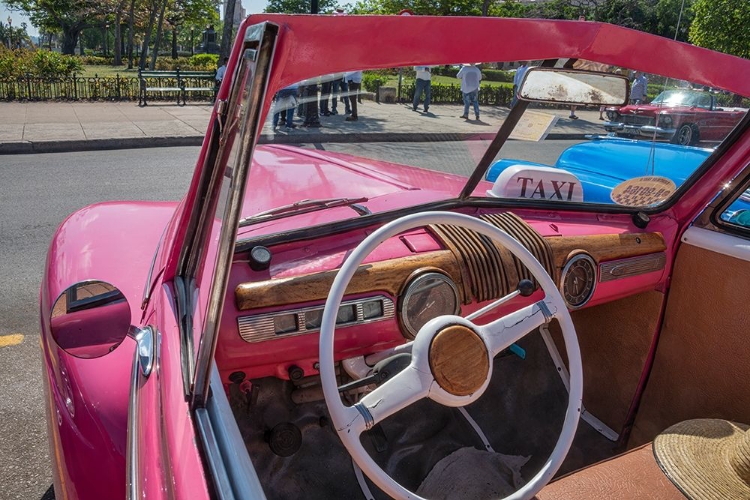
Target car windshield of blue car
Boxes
[237,61,748,239]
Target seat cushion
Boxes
[534,444,685,500]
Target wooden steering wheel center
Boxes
[428,324,490,397]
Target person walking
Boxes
[457,63,482,120]
[412,65,432,112]
[345,70,362,121]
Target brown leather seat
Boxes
[535,444,685,499]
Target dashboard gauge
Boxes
[400,272,460,339]
[560,254,597,309]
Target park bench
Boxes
[138,67,216,106]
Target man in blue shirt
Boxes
[630,72,648,104]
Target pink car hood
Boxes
[239,144,481,237]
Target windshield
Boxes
[650,90,714,108]
[234,56,747,241]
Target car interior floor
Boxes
[229,329,619,499]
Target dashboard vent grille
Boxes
[430,212,554,304]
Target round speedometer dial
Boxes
[560,254,597,309]
[400,272,460,339]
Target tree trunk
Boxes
[126,0,136,69]
[149,0,168,70]
[61,27,80,55]
[139,0,159,70]
[219,0,236,62]
[171,29,177,59]
[114,5,123,65]
[481,0,491,16]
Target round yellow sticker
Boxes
[611,176,676,207]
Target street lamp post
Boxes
[7,17,12,49]
[190,27,194,56]
[104,23,109,57]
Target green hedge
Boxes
[0,47,82,79]
[432,66,513,83]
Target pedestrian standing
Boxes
[331,75,350,115]
[345,70,362,121]
[630,72,648,104]
[320,76,333,116]
[272,83,299,131]
[413,66,432,112]
[457,63,482,120]
[215,57,228,86]
[214,57,228,101]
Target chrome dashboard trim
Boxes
[237,296,395,343]
[599,252,666,282]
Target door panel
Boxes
[630,230,750,446]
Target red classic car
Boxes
[604,89,746,145]
[40,14,750,500]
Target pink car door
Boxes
[630,150,750,445]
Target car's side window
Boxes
[719,189,750,230]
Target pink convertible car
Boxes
[41,14,750,500]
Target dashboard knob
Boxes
[249,246,272,271]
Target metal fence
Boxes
[0,74,216,101]
[0,75,515,106]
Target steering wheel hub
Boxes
[429,324,489,396]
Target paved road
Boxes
[0,147,197,500]
[0,140,577,499]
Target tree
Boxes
[265,0,340,13]
[689,0,750,59]
[349,0,480,16]
[654,0,694,41]
[219,0,235,61]
[6,0,118,54]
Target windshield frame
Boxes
[220,14,750,250]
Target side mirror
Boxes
[519,68,629,106]
[50,281,131,359]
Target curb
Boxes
[0,136,204,155]
[0,131,593,155]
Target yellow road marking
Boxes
[0,334,24,347]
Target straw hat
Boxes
[653,419,750,499]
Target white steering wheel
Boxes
[319,211,582,500]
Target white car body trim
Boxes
[681,226,750,263]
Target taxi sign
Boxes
[487,165,584,202]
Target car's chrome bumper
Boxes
[604,122,675,139]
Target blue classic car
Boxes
[485,137,750,223]
[486,137,710,205]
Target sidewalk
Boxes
[0,100,607,154]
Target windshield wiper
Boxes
[239,197,370,227]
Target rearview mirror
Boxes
[519,68,629,106]
[50,281,131,359]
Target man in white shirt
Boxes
[345,71,362,121]
[457,63,482,120]
[413,66,432,113]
